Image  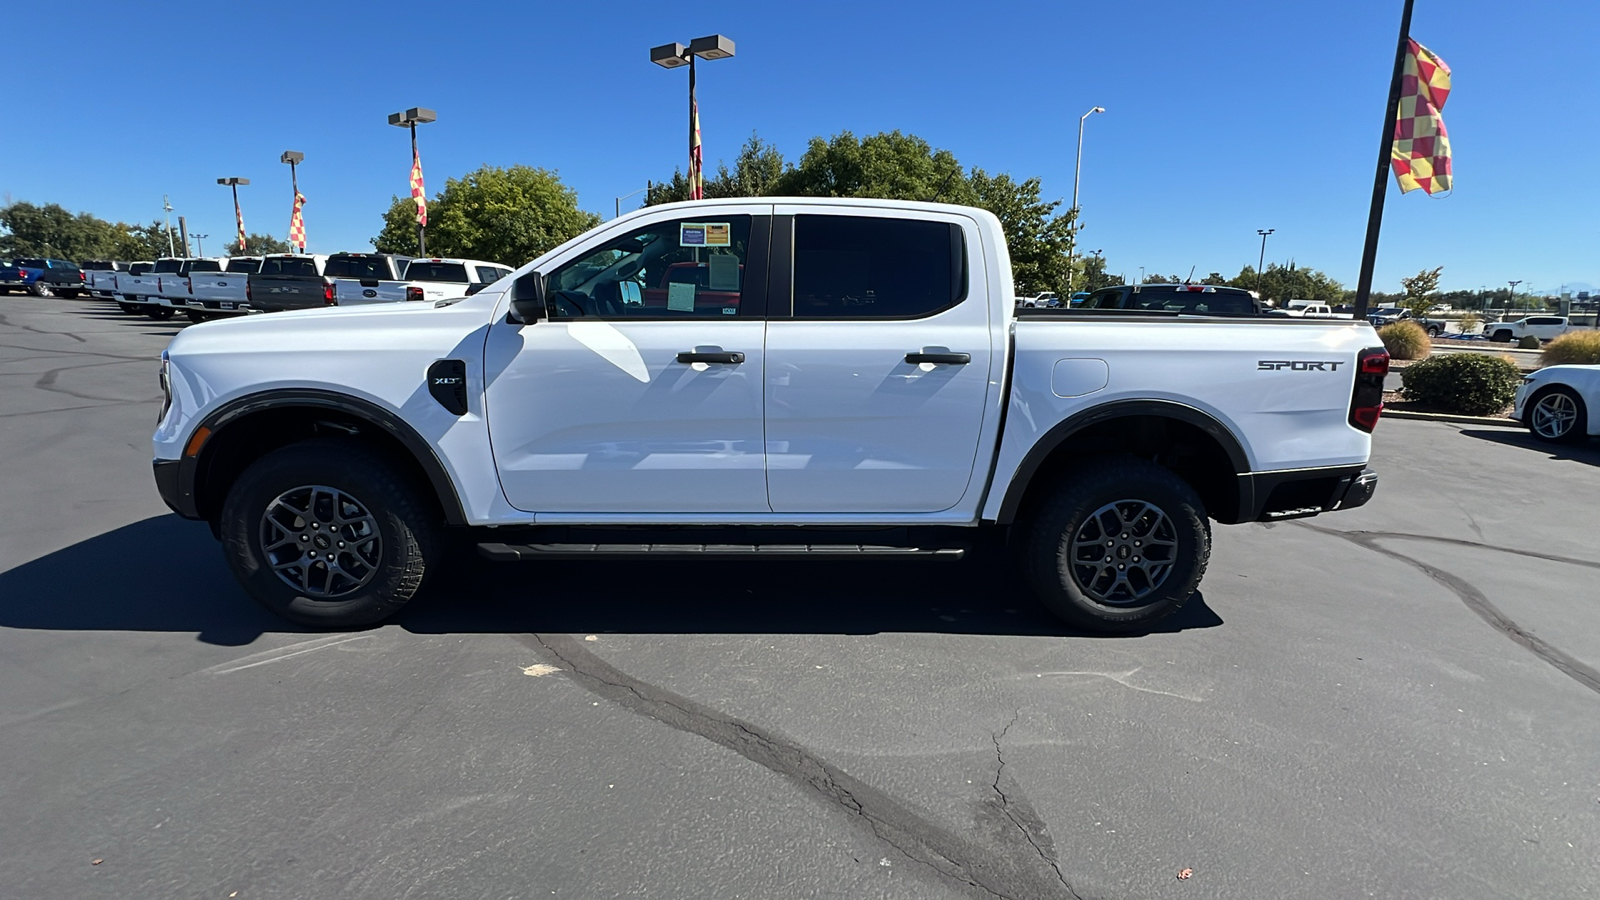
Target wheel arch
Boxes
[994,400,1252,526]
[180,389,467,528]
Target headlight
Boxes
[158,351,172,423]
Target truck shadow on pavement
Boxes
[1459,428,1600,466]
[0,514,1224,646]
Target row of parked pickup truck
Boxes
[84,253,514,322]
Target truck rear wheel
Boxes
[146,307,175,320]
[1025,457,1209,633]
[220,439,440,628]
[185,310,208,324]
[28,282,53,298]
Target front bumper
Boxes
[153,458,200,519]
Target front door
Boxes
[763,209,995,514]
[485,210,773,514]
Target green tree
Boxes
[120,220,183,260]
[0,201,139,261]
[773,130,975,204]
[647,133,791,206]
[373,165,598,266]
[968,169,1075,295]
[1232,262,1343,305]
[1399,266,1444,317]
[1080,255,1122,292]
[225,233,294,256]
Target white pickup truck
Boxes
[120,257,187,318]
[1484,315,1570,343]
[325,252,413,306]
[333,256,512,306]
[83,260,130,298]
[185,257,262,323]
[156,258,230,317]
[153,198,1386,633]
[112,262,154,313]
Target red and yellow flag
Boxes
[288,191,307,252]
[410,147,428,226]
[1392,38,1452,195]
[235,198,247,250]
[689,99,704,201]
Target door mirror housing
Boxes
[510,272,546,324]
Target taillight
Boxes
[79,272,87,282]
[187,278,193,294]
[323,282,336,306]
[157,277,163,293]
[246,281,252,302]
[1349,347,1389,433]
[405,286,424,302]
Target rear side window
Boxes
[188,260,222,273]
[225,258,261,274]
[259,257,319,277]
[325,255,397,279]
[474,266,505,284]
[406,262,469,283]
[792,215,963,319]
[1530,317,1562,325]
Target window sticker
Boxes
[667,281,697,312]
[680,222,732,247]
[707,254,740,291]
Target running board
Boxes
[478,542,966,562]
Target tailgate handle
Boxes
[905,351,971,365]
[677,350,744,365]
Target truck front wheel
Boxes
[220,440,440,628]
[1025,457,1210,633]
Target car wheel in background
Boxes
[28,282,53,298]
[1527,386,1588,444]
[185,310,208,324]
[117,302,140,314]
[1488,330,1512,343]
[1025,456,1210,633]
[146,307,175,320]
[219,439,440,628]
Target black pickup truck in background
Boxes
[1072,283,1264,316]
[247,254,332,313]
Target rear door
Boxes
[1529,316,1566,340]
[485,207,773,514]
[762,207,994,513]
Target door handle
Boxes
[905,351,971,365]
[677,350,745,364]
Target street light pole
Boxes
[1257,229,1275,298]
[388,107,438,256]
[1067,106,1105,291]
[162,196,176,257]
[615,183,651,219]
[216,178,250,252]
[651,35,736,201]
[281,151,304,251]
[1508,279,1522,313]
[193,234,208,257]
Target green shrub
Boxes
[1400,353,1522,415]
[1458,312,1480,333]
[1379,321,1430,360]
[1517,335,1541,350]
[1542,331,1600,365]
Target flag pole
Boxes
[1353,0,1416,320]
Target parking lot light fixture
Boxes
[1507,280,1522,312]
[218,178,250,252]
[1257,229,1275,297]
[193,233,208,257]
[651,35,735,200]
[388,109,437,255]
[1067,106,1105,290]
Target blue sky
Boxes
[7,0,1596,295]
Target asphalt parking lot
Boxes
[2,295,1598,900]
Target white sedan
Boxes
[1514,364,1600,443]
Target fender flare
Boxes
[994,399,1251,525]
[175,388,467,525]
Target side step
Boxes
[478,542,966,562]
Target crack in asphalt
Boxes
[1298,523,1600,695]
[990,711,1076,896]
[0,312,87,342]
[520,632,1083,900]
[34,358,159,403]
[1328,528,1600,571]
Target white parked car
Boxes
[153,197,1387,634]
[1515,364,1600,443]
[1485,315,1569,343]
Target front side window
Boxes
[792,215,961,319]
[544,215,753,319]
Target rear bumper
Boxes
[1238,466,1377,522]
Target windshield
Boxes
[258,257,319,277]
[325,255,399,279]
[404,262,470,283]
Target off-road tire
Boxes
[185,309,208,324]
[1025,456,1210,633]
[62,289,82,299]
[220,439,440,628]
[146,307,175,320]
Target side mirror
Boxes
[510,272,546,324]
